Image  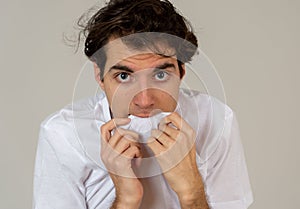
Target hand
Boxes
[101,118,143,208]
[147,112,209,208]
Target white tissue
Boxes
[120,112,171,143]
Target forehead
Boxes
[117,53,177,70]
[104,38,177,71]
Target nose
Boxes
[133,89,154,109]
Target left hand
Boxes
[147,112,208,208]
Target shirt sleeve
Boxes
[32,126,87,209]
[204,111,254,209]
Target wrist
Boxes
[177,186,209,209]
[112,191,143,209]
[179,192,200,207]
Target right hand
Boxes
[100,118,143,207]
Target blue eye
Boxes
[154,71,169,81]
[116,72,131,83]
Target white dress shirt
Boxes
[33,88,253,209]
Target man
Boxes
[33,0,253,208]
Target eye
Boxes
[116,72,131,83]
[154,71,169,81]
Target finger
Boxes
[163,113,193,136]
[102,139,139,167]
[108,128,139,148]
[162,112,187,130]
[147,137,165,155]
[114,128,139,142]
[106,129,124,148]
[100,118,131,142]
[151,129,175,148]
[122,145,142,158]
[113,138,131,154]
[158,122,180,140]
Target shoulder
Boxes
[179,89,236,161]
[38,92,108,167]
[39,93,105,149]
[40,92,105,133]
[178,88,234,135]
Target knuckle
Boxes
[100,124,106,135]
[172,112,179,117]
[116,127,124,135]
[131,131,139,139]
[147,137,155,146]
[125,129,139,139]
[170,112,180,119]
[151,129,161,138]
[120,140,130,149]
[123,134,134,142]
[132,145,139,153]
[158,122,164,130]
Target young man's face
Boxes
[94,40,185,118]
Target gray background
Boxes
[0,0,299,208]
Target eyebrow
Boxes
[109,65,134,73]
[109,62,176,73]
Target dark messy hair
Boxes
[78,0,198,79]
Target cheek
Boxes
[156,91,178,107]
[152,76,181,96]
[147,90,178,112]
[107,84,136,117]
[102,77,120,98]
[155,81,180,103]
[102,82,113,101]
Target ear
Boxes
[180,63,186,79]
[93,62,105,90]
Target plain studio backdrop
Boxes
[0,0,299,208]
